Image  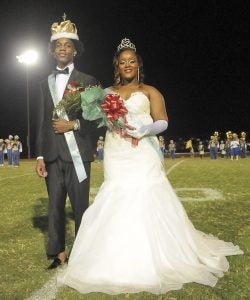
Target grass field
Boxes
[0,157,249,300]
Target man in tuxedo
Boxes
[36,15,99,269]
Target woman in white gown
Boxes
[58,38,243,295]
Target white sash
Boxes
[48,74,87,182]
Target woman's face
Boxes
[118,50,139,83]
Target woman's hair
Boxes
[113,49,145,86]
[48,39,84,57]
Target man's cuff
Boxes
[37,156,44,160]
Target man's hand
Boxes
[36,159,48,177]
[52,119,75,134]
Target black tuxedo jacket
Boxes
[36,68,99,163]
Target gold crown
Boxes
[117,38,136,52]
[50,13,79,42]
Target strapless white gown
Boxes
[58,92,243,295]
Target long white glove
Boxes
[126,120,168,139]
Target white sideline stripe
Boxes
[176,187,224,202]
[26,274,58,300]
[0,172,35,181]
[166,159,185,175]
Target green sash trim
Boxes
[48,74,87,182]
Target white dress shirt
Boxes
[55,63,74,101]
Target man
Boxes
[230,133,240,160]
[158,136,165,155]
[6,135,14,166]
[96,136,104,162]
[239,132,247,158]
[12,135,22,167]
[36,14,99,269]
[185,139,194,157]
[208,135,219,159]
[0,139,5,166]
[198,141,205,159]
[168,139,176,159]
[219,140,226,159]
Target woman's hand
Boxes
[126,120,168,139]
[126,125,149,139]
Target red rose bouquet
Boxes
[53,81,84,117]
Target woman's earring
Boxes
[116,74,121,85]
[137,68,140,82]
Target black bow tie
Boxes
[53,67,69,75]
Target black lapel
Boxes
[68,68,80,83]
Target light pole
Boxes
[16,50,38,159]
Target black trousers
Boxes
[45,158,91,257]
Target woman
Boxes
[58,38,243,295]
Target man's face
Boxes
[53,38,76,67]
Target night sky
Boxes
[1,0,249,156]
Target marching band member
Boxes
[96,136,104,162]
[208,135,219,159]
[12,135,22,167]
[168,139,176,159]
[5,135,14,166]
[219,140,226,158]
[0,139,5,166]
[198,141,205,159]
[239,132,247,158]
[230,133,240,160]
[158,136,165,155]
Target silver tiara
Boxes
[117,38,136,52]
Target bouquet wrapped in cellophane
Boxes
[54,84,138,145]
[81,86,138,145]
[53,81,84,118]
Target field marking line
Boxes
[0,172,35,181]
[26,273,58,300]
[166,159,185,175]
[175,187,224,202]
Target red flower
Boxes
[101,94,128,123]
[63,81,84,96]
[64,90,71,95]
[69,81,79,87]
[102,93,138,146]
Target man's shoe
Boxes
[47,257,68,270]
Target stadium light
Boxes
[16,50,38,159]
